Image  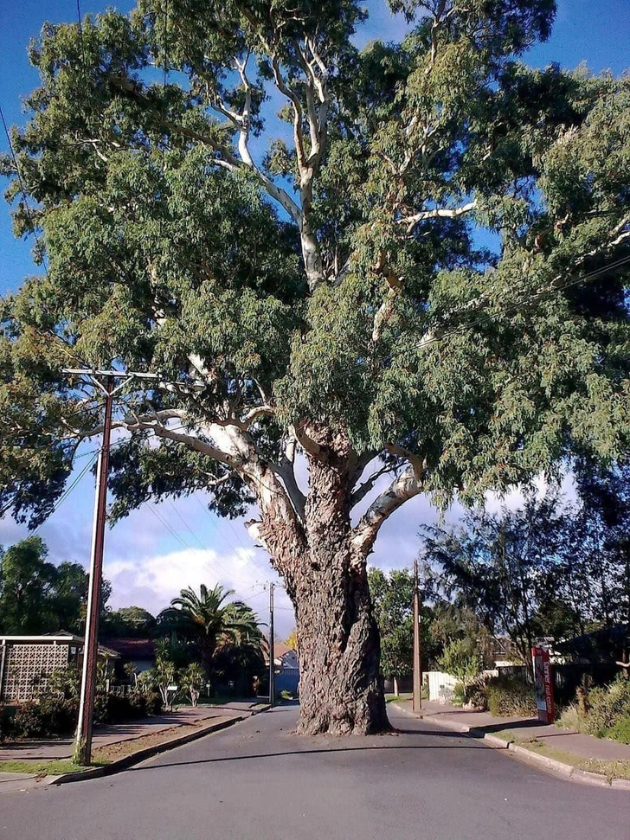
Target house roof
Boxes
[100,638,156,659]
[264,642,298,666]
[556,623,629,662]
[0,633,119,658]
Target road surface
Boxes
[0,704,627,840]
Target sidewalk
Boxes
[0,702,258,762]
[0,701,265,789]
[391,696,630,790]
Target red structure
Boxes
[532,646,555,724]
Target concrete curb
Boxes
[47,710,263,786]
[390,703,628,791]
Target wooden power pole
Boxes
[413,558,422,713]
[65,369,162,765]
[269,582,275,707]
[74,375,114,765]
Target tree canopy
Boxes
[420,465,630,667]
[159,583,266,676]
[0,536,111,635]
[1,0,629,734]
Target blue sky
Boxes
[0,1,628,630]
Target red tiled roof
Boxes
[100,638,156,659]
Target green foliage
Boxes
[586,676,630,741]
[11,698,78,738]
[485,675,536,717]
[0,0,628,530]
[102,606,156,638]
[422,464,630,664]
[607,717,630,746]
[438,639,481,688]
[426,602,488,668]
[0,536,111,635]
[179,663,205,707]
[558,676,630,745]
[422,490,568,669]
[0,536,58,633]
[369,568,414,679]
[159,583,266,679]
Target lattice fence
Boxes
[1,643,70,702]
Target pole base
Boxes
[73,737,89,767]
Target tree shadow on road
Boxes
[129,728,489,774]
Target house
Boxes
[555,624,629,665]
[100,638,156,675]
[265,642,300,695]
[0,631,118,703]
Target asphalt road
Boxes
[0,704,628,840]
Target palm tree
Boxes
[159,584,266,677]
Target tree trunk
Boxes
[289,429,389,735]
[293,552,388,735]
[248,426,390,736]
[393,676,399,697]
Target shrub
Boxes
[0,705,15,741]
[46,667,80,700]
[586,676,630,741]
[11,698,78,738]
[557,676,630,744]
[180,663,204,707]
[466,677,490,711]
[557,703,590,735]
[485,676,536,717]
[438,639,481,690]
[452,682,465,707]
[607,716,630,745]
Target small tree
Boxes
[369,568,414,694]
[180,663,205,707]
[153,643,178,710]
[438,639,482,692]
[422,491,562,674]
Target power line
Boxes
[26,451,99,538]
[163,497,256,587]
[0,104,49,275]
[393,252,630,362]
[142,495,255,590]
[193,492,272,579]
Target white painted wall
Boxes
[426,670,459,703]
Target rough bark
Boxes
[294,555,388,735]
[240,425,391,735]
[288,428,389,735]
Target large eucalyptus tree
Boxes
[1,0,629,734]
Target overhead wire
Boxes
[391,252,630,362]
[193,492,272,579]
[164,497,253,586]
[26,450,99,537]
[0,104,49,276]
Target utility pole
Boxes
[413,558,422,713]
[268,582,275,707]
[64,369,161,765]
[74,375,114,765]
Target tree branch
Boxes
[350,463,397,509]
[351,463,426,560]
[400,201,477,234]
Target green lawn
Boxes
[490,730,630,782]
[0,758,107,777]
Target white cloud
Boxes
[105,544,295,636]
